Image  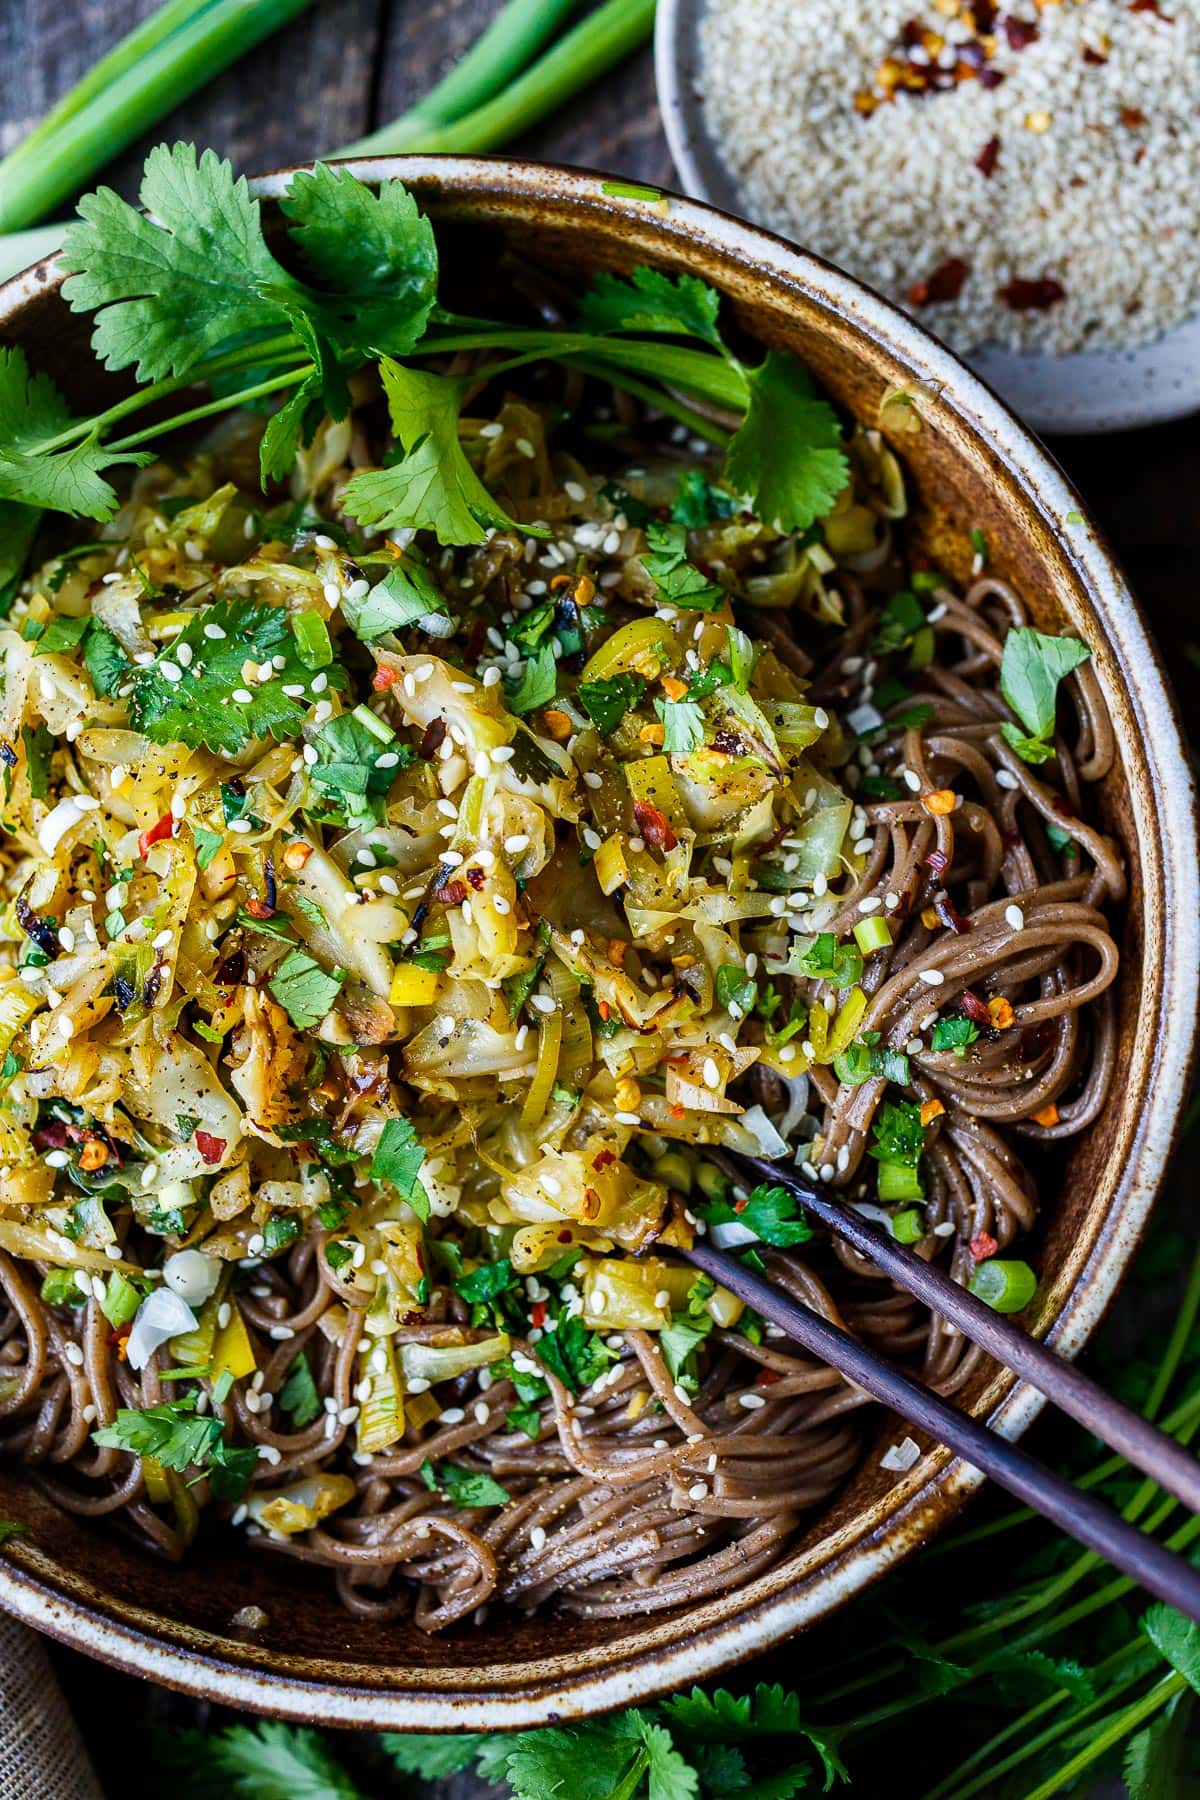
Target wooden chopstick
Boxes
[675,1152,1200,1625]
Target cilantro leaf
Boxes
[999,627,1090,763]
[0,347,149,519]
[345,559,447,640]
[832,1040,911,1086]
[380,1734,495,1777]
[930,1017,981,1053]
[698,1183,814,1250]
[34,612,89,655]
[640,1718,700,1800]
[370,1117,428,1221]
[869,1101,924,1167]
[671,468,740,526]
[80,619,131,696]
[1143,1603,1200,1693]
[268,948,344,1030]
[438,1464,510,1508]
[192,826,224,871]
[129,596,341,754]
[535,1313,615,1393]
[642,521,725,610]
[92,1392,222,1471]
[661,1686,848,1790]
[725,352,848,533]
[455,1258,518,1304]
[577,266,725,349]
[660,1313,712,1392]
[501,1715,649,1800]
[799,933,863,990]
[0,500,41,612]
[202,1721,367,1799]
[716,964,758,1015]
[341,360,518,547]
[60,144,294,383]
[278,161,438,358]
[307,709,400,825]
[505,640,558,716]
[279,1352,322,1428]
[656,696,705,754]
[578,672,645,734]
[1124,1691,1191,1800]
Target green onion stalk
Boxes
[0,0,654,286]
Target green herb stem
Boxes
[1020,1671,1188,1800]
[563,353,733,445]
[0,0,318,232]
[336,0,655,159]
[106,367,310,452]
[419,327,750,411]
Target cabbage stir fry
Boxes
[0,391,905,1446]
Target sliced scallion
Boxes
[968,1258,1038,1314]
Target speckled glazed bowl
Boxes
[0,157,1196,1730]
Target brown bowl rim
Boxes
[0,153,1196,1729]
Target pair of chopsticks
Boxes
[681,1148,1200,1623]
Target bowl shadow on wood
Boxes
[0,156,1195,1729]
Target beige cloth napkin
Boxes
[0,1616,104,1800]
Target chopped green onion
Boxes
[293,610,333,670]
[694,1162,729,1203]
[40,1268,86,1307]
[651,1150,694,1195]
[891,1208,926,1245]
[877,1160,924,1203]
[969,1258,1038,1314]
[99,1270,141,1328]
[853,915,894,955]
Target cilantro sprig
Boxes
[999,626,1091,765]
[92,1392,257,1499]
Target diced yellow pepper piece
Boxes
[212,1304,257,1382]
[595,835,629,895]
[388,963,443,1007]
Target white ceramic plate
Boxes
[655,0,1200,435]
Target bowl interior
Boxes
[0,157,1195,1728]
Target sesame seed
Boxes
[738,1392,766,1410]
[1005,904,1026,931]
[919,968,946,986]
[995,768,1020,790]
[688,1481,709,1500]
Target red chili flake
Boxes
[632,800,678,852]
[970,0,998,29]
[243,896,275,920]
[1051,795,1077,821]
[998,277,1067,311]
[138,812,174,859]
[979,66,1006,88]
[371,665,399,692]
[593,1149,617,1170]
[975,135,1001,177]
[466,866,486,891]
[925,848,950,876]
[1130,0,1171,15]
[194,1131,226,1165]
[970,1231,999,1262]
[1121,106,1147,127]
[33,1122,70,1150]
[908,257,970,308]
[733,1198,749,1214]
[418,717,447,759]
[1003,16,1039,49]
[960,989,992,1026]
[1082,44,1109,62]
[434,879,467,907]
[933,890,973,935]
[530,1300,547,1330]
[901,17,926,46]
[756,1368,784,1387]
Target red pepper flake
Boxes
[418,717,447,759]
[593,1149,617,1170]
[979,66,1006,89]
[1130,0,1171,15]
[925,848,950,876]
[530,1300,547,1330]
[756,1368,783,1387]
[970,1231,999,1262]
[960,989,992,1026]
[632,800,679,852]
[933,890,973,935]
[733,1198,749,1214]
[194,1130,226,1165]
[112,1321,133,1361]
[434,879,467,907]
[908,257,970,307]
[998,277,1067,311]
[975,135,1001,177]
[138,812,174,859]
[970,0,998,30]
[466,866,486,892]
[1003,16,1039,49]
[371,664,399,691]
[243,897,275,920]
[1082,43,1109,63]
[1120,106,1147,128]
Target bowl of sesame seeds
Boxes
[657,0,1200,431]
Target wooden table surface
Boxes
[1,1,1197,1790]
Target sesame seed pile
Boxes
[699,0,1200,353]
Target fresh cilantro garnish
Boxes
[670,468,740,526]
[455,1258,519,1305]
[345,559,448,640]
[660,1311,713,1394]
[697,1182,814,1249]
[833,1040,911,1087]
[874,591,926,654]
[577,266,725,349]
[0,347,150,519]
[34,613,89,655]
[92,1392,255,1497]
[999,627,1091,765]
[419,1458,509,1509]
[279,1352,322,1428]
[0,501,41,614]
[504,639,558,716]
[1045,819,1075,853]
[577,672,645,734]
[341,360,520,547]
[370,1117,428,1221]
[268,948,344,1030]
[307,708,400,825]
[725,351,848,533]
[799,933,864,989]
[534,1312,615,1394]
[80,618,130,696]
[20,723,53,801]
[655,696,705,753]
[930,1017,982,1053]
[262,1214,302,1253]
[504,1402,544,1440]
[129,596,342,754]
[641,521,724,611]
[175,1113,199,1140]
[191,826,224,871]
[870,1101,925,1167]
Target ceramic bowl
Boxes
[0,155,1196,1729]
[654,0,1200,435]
